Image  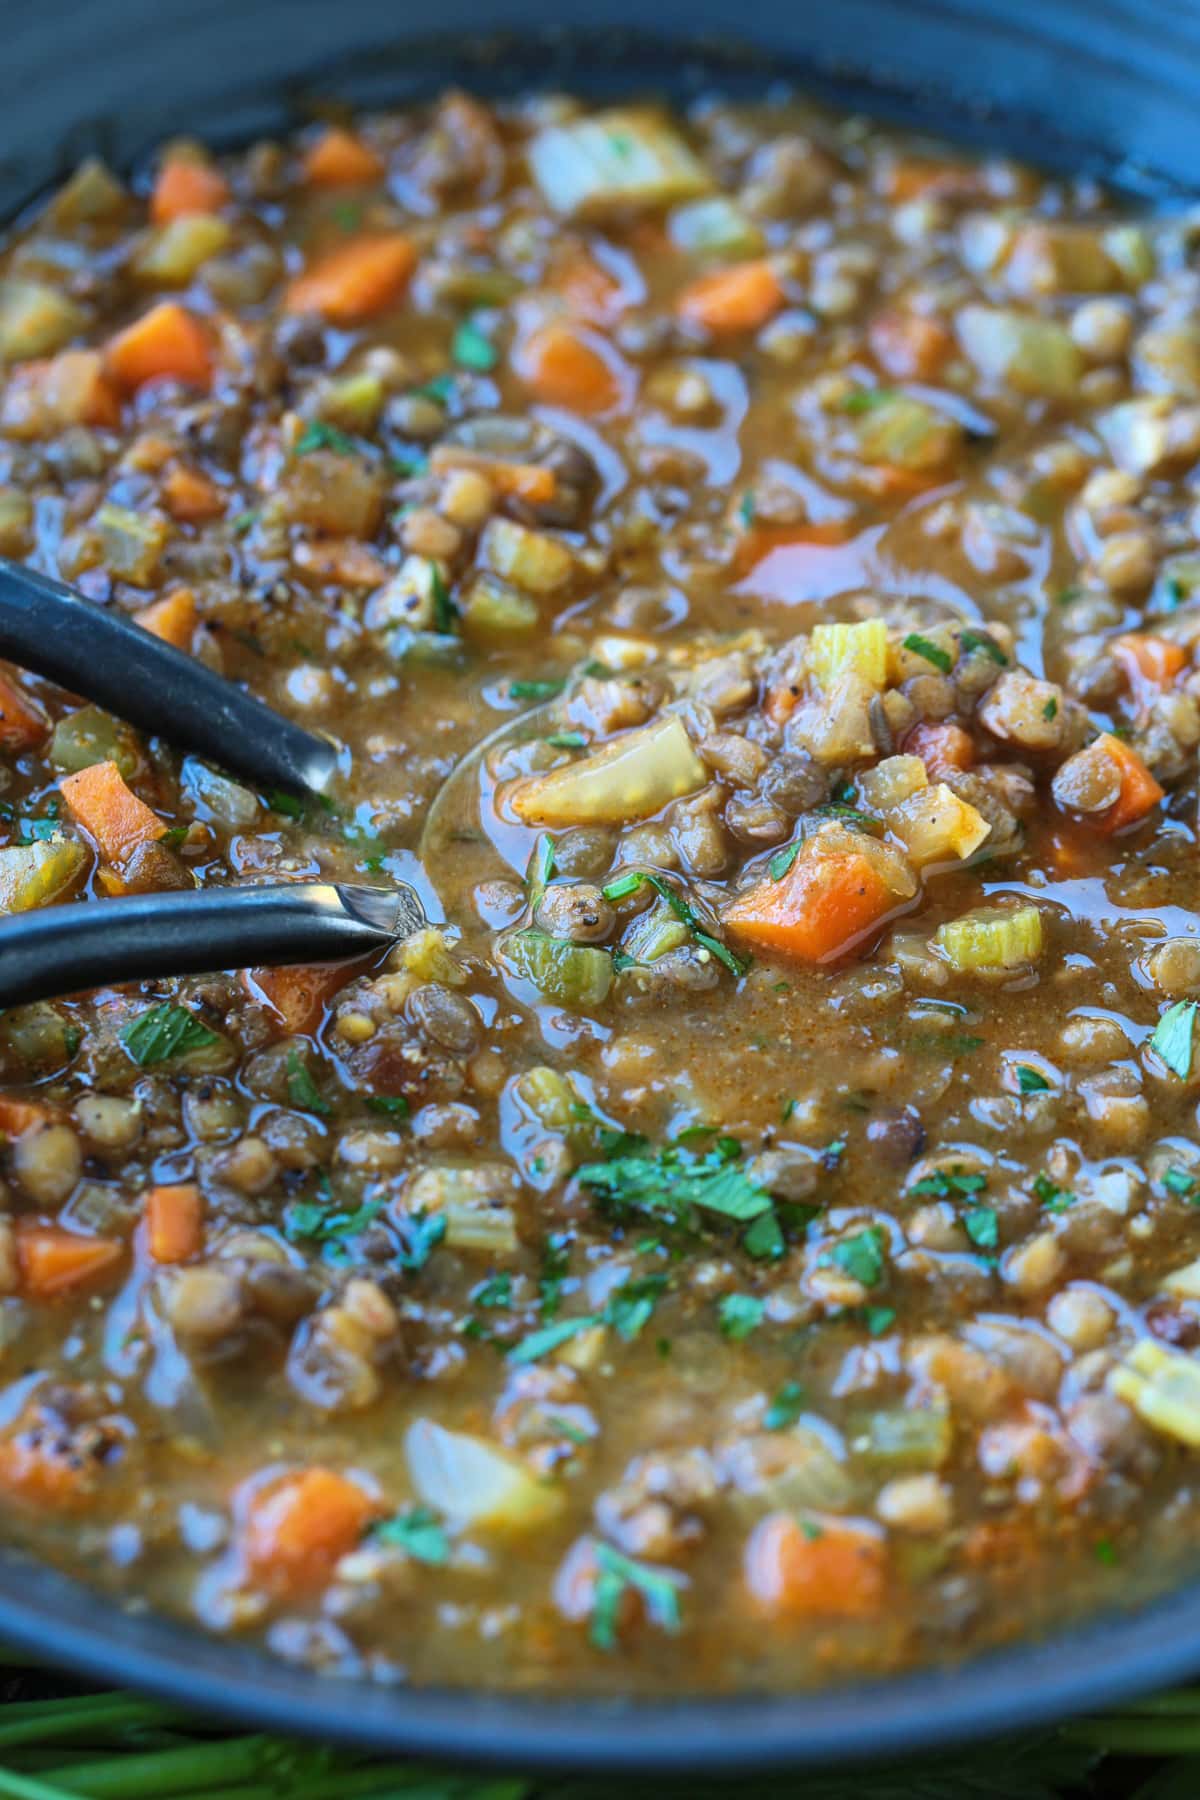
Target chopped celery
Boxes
[0,838,88,913]
[957,306,1083,400]
[50,706,140,781]
[529,109,712,217]
[49,158,127,224]
[856,755,928,814]
[1110,1340,1200,1446]
[1103,224,1155,285]
[94,503,171,587]
[406,1419,562,1528]
[398,927,467,986]
[621,899,690,964]
[515,1066,581,1133]
[460,575,540,639]
[934,904,1043,972]
[0,1002,77,1069]
[510,714,707,827]
[320,370,385,432]
[852,1404,952,1470]
[669,195,764,260]
[134,214,230,285]
[728,1427,857,1516]
[499,929,613,1008]
[0,279,85,361]
[888,784,991,868]
[853,394,962,473]
[181,758,260,829]
[444,1195,520,1255]
[480,517,574,595]
[807,620,889,691]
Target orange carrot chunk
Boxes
[1111,633,1187,712]
[902,720,975,778]
[868,308,955,380]
[676,259,784,335]
[145,1183,204,1264]
[0,672,48,750]
[18,1226,123,1300]
[514,323,628,416]
[285,234,415,323]
[151,158,231,223]
[303,127,385,187]
[59,760,166,866]
[107,301,213,393]
[745,1514,889,1619]
[1093,732,1165,835]
[162,463,225,523]
[0,1096,53,1138]
[134,586,197,650]
[723,849,901,964]
[243,1468,375,1591]
[241,963,355,1035]
[429,444,557,506]
[0,1429,98,1510]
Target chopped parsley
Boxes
[286,1048,331,1117]
[1164,1166,1200,1202]
[768,840,802,882]
[525,833,556,904]
[285,1196,383,1246]
[964,1206,999,1252]
[599,870,748,978]
[578,1136,776,1259]
[1015,1064,1051,1094]
[737,490,756,528]
[606,1274,668,1342]
[1033,1173,1075,1214]
[267,788,306,819]
[718,1294,765,1340]
[1094,1538,1119,1568]
[429,562,457,635]
[119,1003,220,1067]
[590,1543,682,1652]
[472,1274,512,1309]
[395,1210,446,1273]
[903,632,952,674]
[451,319,499,372]
[829,1226,887,1288]
[861,1305,896,1337]
[909,1167,987,1199]
[842,388,897,413]
[410,373,455,405]
[1042,696,1059,721]
[294,419,360,458]
[510,678,566,701]
[764,1380,806,1431]
[508,1314,598,1367]
[1150,1000,1197,1080]
[373,1506,449,1566]
[546,730,587,749]
[366,1094,410,1121]
[959,628,1007,666]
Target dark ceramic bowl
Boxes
[3,0,1200,1768]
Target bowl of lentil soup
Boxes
[6,0,1200,1771]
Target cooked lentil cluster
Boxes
[0,87,1199,1692]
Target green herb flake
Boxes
[286,1048,331,1117]
[546,730,587,749]
[764,1379,806,1431]
[606,1273,668,1342]
[1042,696,1059,721]
[294,419,360,458]
[964,1206,999,1252]
[1015,1063,1051,1094]
[1093,1537,1119,1568]
[119,1003,220,1068]
[411,373,455,406]
[737,490,756,528]
[598,870,748,978]
[1033,1173,1075,1214]
[829,1225,887,1288]
[232,508,260,535]
[472,1274,512,1309]
[959,628,1007,666]
[842,388,897,414]
[590,1543,682,1652]
[1151,999,1198,1080]
[862,1305,896,1337]
[266,788,306,820]
[366,1094,410,1121]
[395,1210,446,1273]
[510,678,566,701]
[508,1314,600,1366]
[373,1505,449,1566]
[903,632,952,674]
[718,1293,765,1341]
[909,1168,987,1200]
[429,563,456,635]
[769,841,802,882]
[285,1196,383,1247]
[742,1209,786,1261]
[1164,1166,1200,1201]
[451,319,499,372]
[799,1518,825,1541]
[331,200,364,233]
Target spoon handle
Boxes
[0,882,424,1009]
[0,560,339,797]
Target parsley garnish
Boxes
[547,730,587,749]
[606,1274,668,1342]
[294,420,360,457]
[903,632,952,674]
[578,1137,774,1256]
[473,1274,512,1309]
[451,319,498,372]
[769,841,802,882]
[590,1544,682,1652]
[366,1094,410,1121]
[861,1305,896,1337]
[267,788,306,819]
[737,491,756,528]
[829,1226,886,1288]
[286,1048,331,1117]
[842,388,897,413]
[285,1196,383,1245]
[909,1168,987,1199]
[508,1314,598,1366]
[964,1206,999,1251]
[599,871,748,978]
[119,1003,219,1067]
[1042,696,1058,721]
[429,563,456,635]
[764,1380,806,1431]
[1164,1166,1200,1201]
[373,1506,449,1566]
[1151,1000,1197,1080]
[510,678,566,701]
[718,1294,765,1340]
[1033,1173,1075,1213]
[959,629,1007,665]
[410,373,455,406]
[1015,1064,1051,1094]
[395,1210,446,1272]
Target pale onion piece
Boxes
[1097,398,1173,475]
[1109,1340,1200,1446]
[856,754,928,814]
[479,517,574,594]
[443,1198,520,1255]
[1162,1259,1200,1301]
[133,214,231,285]
[528,110,712,217]
[405,1419,563,1528]
[887,783,991,868]
[0,838,88,914]
[0,279,86,361]
[668,195,764,260]
[786,671,876,766]
[934,903,1043,972]
[509,714,707,827]
[807,619,889,691]
[957,305,1083,399]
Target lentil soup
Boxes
[0,88,1199,1695]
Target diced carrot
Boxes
[241,963,355,1035]
[125,432,177,473]
[0,1429,97,1511]
[676,259,784,336]
[1111,633,1187,713]
[559,253,630,325]
[903,720,975,778]
[291,538,390,586]
[17,1226,123,1300]
[135,585,197,650]
[733,521,851,581]
[303,127,384,188]
[59,760,165,866]
[429,444,556,506]
[151,157,231,223]
[285,233,415,324]
[878,156,984,203]
[745,1514,889,1619]
[0,671,48,750]
[723,849,902,964]
[0,1096,53,1139]
[514,322,629,417]
[868,308,955,381]
[107,301,213,393]
[243,1467,376,1591]
[144,1183,204,1265]
[162,463,225,523]
[1091,732,1165,836]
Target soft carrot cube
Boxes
[514,322,628,416]
[162,463,225,523]
[676,259,784,335]
[303,128,385,187]
[107,301,213,393]
[151,157,231,223]
[723,848,903,964]
[0,671,48,750]
[134,585,197,650]
[745,1514,889,1619]
[240,963,355,1035]
[17,1225,123,1299]
[59,760,165,865]
[243,1468,376,1591]
[145,1183,204,1264]
[285,234,415,323]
